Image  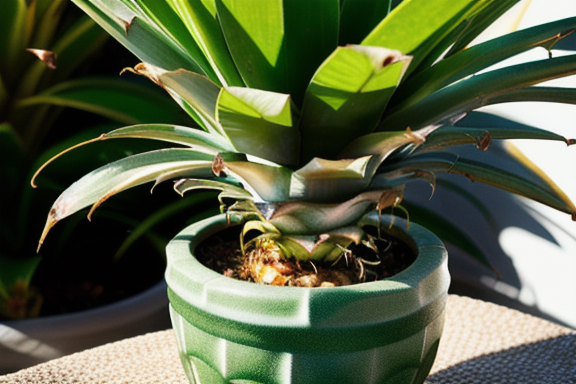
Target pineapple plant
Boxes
[36,0,576,279]
[32,0,576,382]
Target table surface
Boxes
[1,295,575,384]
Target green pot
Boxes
[165,213,449,384]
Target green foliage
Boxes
[38,0,576,275]
[0,0,188,319]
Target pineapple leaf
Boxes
[442,0,521,58]
[217,87,300,166]
[158,67,223,135]
[290,156,373,202]
[217,0,339,103]
[381,54,576,130]
[215,154,293,203]
[299,45,412,162]
[72,0,207,74]
[171,0,243,86]
[362,0,487,76]
[102,124,235,153]
[339,0,392,45]
[381,146,576,218]
[391,16,576,111]
[273,227,364,263]
[339,127,434,159]
[129,64,223,135]
[410,0,520,74]
[269,191,383,234]
[126,0,217,80]
[174,178,252,201]
[414,123,572,152]
[36,148,216,250]
[485,86,576,105]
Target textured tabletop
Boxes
[1,295,575,384]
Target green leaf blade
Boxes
[217,87,300,166]
[290,157,373,203]
[362,0,485,75]
[129,0,216,79]
[415,123,571,153]
[38,148,216,248]
[71,0,208,74]
[18,78,186,125]
[381,54,576,131]
[218,156,293,203]
[217,0,339,104]
[172,0,243,86]
[103,124,235,153]
[339,0,392,45]
[299,45,412,162]
[154,67,223,135]
[390,16,576,112]
[380,145,576,218]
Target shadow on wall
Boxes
[426,333,576,384]
[404,142,576,328]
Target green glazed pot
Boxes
[165,213,449,384]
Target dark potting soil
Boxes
[196,226,416,287]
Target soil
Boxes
[196,226,416,287]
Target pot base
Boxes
[170,305,444,384]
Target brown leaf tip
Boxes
[475,131,491,152]
[124,17,136,35]
[382,55,395,67]
[566,138,576,146]
[212,154,225,176]
[27,49,57,70]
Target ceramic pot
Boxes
[166,213,449,384]
[0,279,171,374]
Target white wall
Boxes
[478,0,576,327]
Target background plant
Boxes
[36,0,576,284]
[0,0,203,319]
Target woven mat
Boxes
[1,295,574,384]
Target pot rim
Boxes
[166,213,450,352]
[166,213,448,321]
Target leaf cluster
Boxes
[36,0,576,273]
[0,0,191,319]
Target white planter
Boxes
[0,279,171,374]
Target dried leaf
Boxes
[377,186,405,211]
[121,63,166,89]
[125,17,135,35]
[212,153,225,176]
[27,49,57,70]
[472,130,491,151]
